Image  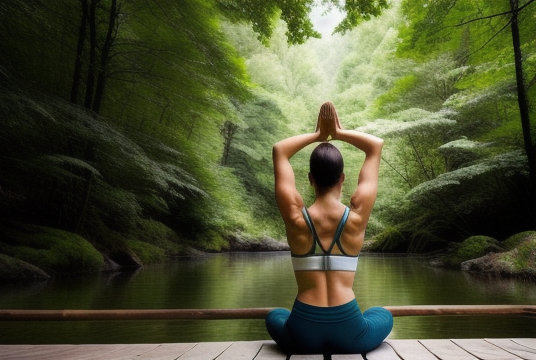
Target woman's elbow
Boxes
[370,137,384,155]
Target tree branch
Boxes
[453,0,535,27]
[381,156,412,189]
[463,18,513,60]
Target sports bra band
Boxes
[291,206,358,271]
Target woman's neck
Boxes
[313,187,343,208]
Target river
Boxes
[0,252,535,344]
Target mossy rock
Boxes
[502,231,536,251]
[509,238,536,272]
[95,230,143,268]
[125,239,166,265]
[0,221,104,274]
[462,238,536,280]
[0,253,50,283]
[227,232,289,251]
[444,235,502,268]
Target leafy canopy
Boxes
[216,0,390,44]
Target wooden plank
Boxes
[45,344,137,360]
[0,345,94,360]
[363,342,400,360]
[41,345,109,360]
[216,341,266,360]
[332,354,363,359]
[385,339,438,360]
[420,339,478,360]
[485,339,536,360]
[452,339,521,360]
[135,343,198,360]
[0,345,38,358]
[38,345,125,360]
[82,344,165,360]
[0,344,161,360]
[512,339,536,351]
[177,342,233,360]
[0,345,71,360]
[64,344,163,360]
[254,342,287,359]
[2,344,76,359]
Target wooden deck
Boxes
[1,339,536,360]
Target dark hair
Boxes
[309,143,343,191]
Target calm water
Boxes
[0,252,535,344]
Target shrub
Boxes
[444,235,502,268]
[368,227,408,253]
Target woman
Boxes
[266,101,393,357]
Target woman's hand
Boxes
[315,106,341,141]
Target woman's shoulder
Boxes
[344,209,367,236]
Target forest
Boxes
[0,0,534,278]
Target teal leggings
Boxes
[266,299,393,355]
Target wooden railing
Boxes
[1,305,535,321]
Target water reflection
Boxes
[0,253,534,343]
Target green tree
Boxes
[0,0,262,261]
[70,0,119,113]
[358,108,457,188]
[365,0,536,252]
[216,0,390,44]
[398,0,535,205]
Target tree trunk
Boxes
[84,0,98,109]
[92,0,118,114]
[220,121,238,166]
[70,0,89,104]
[509,0,536,210]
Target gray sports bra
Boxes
[291,206,358,271]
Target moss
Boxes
[125,239,166,265]
[464,238,536,279]
[196,230,230,252]
[512,239,536,271]
[135,219,195,256]
[0,221,104,274]
[444,235,502,268]
[502,231,536,251]
[0,253,50,283]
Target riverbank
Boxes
[1,220,534,284]
[0,221,289,283]
[427,231,536,281]
[364,231,536,282]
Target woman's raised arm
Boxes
[333,129,384,220]
[272,132,321,222]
